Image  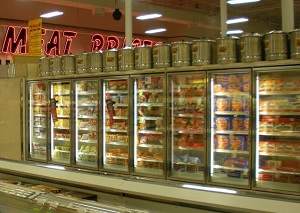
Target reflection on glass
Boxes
[50,82,71,164]
[28,82,48,161]
[103,79,129,172]
[210,72,251,186]
[75,80,98,168]
[133,76,164,176]
[169,74,206,181]
[256,71,300,193]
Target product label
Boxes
[218,45,227,53]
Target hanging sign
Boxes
[28,18,42,56]
[50,98,58,122]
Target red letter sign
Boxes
[63,31,77,55]
[106,36,119,49]
[2,26,27,54]
[45,30,60,56]
[91,34,105,51]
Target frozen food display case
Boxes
[167,73,206,181]
[254,67,300,193]
[74,80,99,168]
[103,78,129,172]
[133,75,165,176]
[50,81,72,164]
[27,82,48,161]
[208,70,251,187]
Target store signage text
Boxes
[1,26,160,56]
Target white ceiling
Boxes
[0,0,299,41]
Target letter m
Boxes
[2,26,27,54]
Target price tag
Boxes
[50,98,58,122]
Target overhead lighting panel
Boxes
[182,184,237,194]
[227,30,244,34]
[136,13,162,20]
[145,28,166,34]
[40,11,64,18]
[227,0,260,4]
[226,17,249,24]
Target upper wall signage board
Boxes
[0,25,162,58]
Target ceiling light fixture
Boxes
[136,13,162,20]
[182,184,237,194]
[226,17,249,24]
[145,28,166,34]
[227,0,260,4]
[227,30,244,34]
[40,11,64,18]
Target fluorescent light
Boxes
[44,165,65,170]
[227,17,249,24]
[145,28,166,34]
[40,11,64,18]
[183,184,237,194]
[227,30,244,34]
[136,13,162,20]
[228,0,260,4]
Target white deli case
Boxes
[255,66,300,193]
[167,73,206,181]
[74,80,99,168]
[133,75,165,176]
[28,82,48,161]
[50,81,72,164]
[103,78,129,172]
[208,69,251,187]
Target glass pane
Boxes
[133,76,164,176]
[169,74,206,181]
[210,72,251,186]
[256,71,300,193]
[28,82,47,161]
[103,79,129,172]
[75,80,98,168]
[50,82,71,164]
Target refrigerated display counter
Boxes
[254,66,300,193]
[0,180,149,213]
[167,73,206,182]
[74,80,99,169]
[103,78,130,172]
[133,74,165,177]
[14,59,300,203]
[0,160,299,213]
[208,69,252,188]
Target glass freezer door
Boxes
[209,71,251,187]
[28,82,48,161]
[103,79,129,172]
[255,70,300,193]
[168,74,206,181]
[75,80,98,168]
[50,81,71,164]
[133,75,165,177]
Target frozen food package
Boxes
[229,135,248,151]
[228,74,242,84]
[215,98,230,111]
[231,117,243,131]
[215,135,230,149]
[215,117,231,131]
